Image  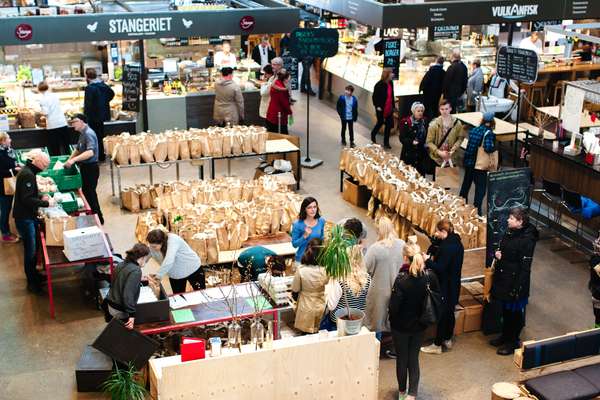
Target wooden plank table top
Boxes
[538,62,600,77]
[536,106,600,128]
[455,112,526,141]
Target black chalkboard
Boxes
[282,54,299,91]
[496,46,539,84]
[383,39,401,80]
[290,28,339,59]
[429,25,461,41]
[122,63,141,112]
[486,168,532,267]
[532,20,562,32]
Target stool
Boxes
[528,81,547,119]
[552,80,567,106]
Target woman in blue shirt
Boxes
[291,196,325,262]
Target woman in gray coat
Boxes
[364,217,405,337]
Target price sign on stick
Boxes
[122,63,142,112]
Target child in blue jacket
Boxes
[336,85,358,147]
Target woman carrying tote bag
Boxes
[459,111,497,215]
[0,132,20,243]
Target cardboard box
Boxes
[63,226,109,261]
[462,281,484,297]
[460,298,483,332]
[454,305,465,336]
[76,345,113,392]
[342,177,371,208]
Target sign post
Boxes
[495,46,539,166]
[383,39,401,79]
[290,28,339,169]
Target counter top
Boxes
[536,106,600,129]
[528,137,600,175]
[538,62,600,74]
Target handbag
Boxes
[483,258,495,302]
[474,129,498,171]
[419,271,443,326]
[3,170,15,195]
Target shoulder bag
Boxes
[475,129,499,171]
[419,270,443,326]
[3,169,15,195]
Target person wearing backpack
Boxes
[389,242,440,400]
[459,111,497,215]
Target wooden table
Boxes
[536,106,600,129]
[538,63,600,81]
[455,112,527,142]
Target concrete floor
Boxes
[0,90,596,400]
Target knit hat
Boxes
[482,111,495,122]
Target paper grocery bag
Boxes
[139,188,152,210]
[206,235,219,264]
[129,143,141,165]
[121,188,140,212]
[435,161,460,190]
[189,137,202,158]
[179,139,191,160]
[154,141,168,162]
[112,144,129,165]
[167,137,180,161]
[45,216,77,246]
[3,173,15,196]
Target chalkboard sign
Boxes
[532,20,562,32]
[496,46,539,84]
[486,168,532,267]
[429,25,461,41]
[290,28,339,59]
[122,63,141,112]
[282,54,299,91]
[383,39,401,80]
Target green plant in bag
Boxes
[288,115,294,126]
[101,362,147,400]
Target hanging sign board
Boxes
[121,63,141,112]
[496,46,539,84]
[282,54,299,90]
[290,28,339,59]
[429,25,461,41]
[383,38,400,80]
[485,168,532,267]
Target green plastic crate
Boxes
[40,156,82,191]
[15,147,49,165]
[54,192,78,214]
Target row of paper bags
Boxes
[104,125,269,166]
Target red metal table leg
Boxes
[46,261,54,319]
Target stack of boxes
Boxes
[455,281,485,335]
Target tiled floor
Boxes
[0,91,596,400]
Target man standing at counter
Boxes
[214,40,238,69]
[84,69,114,162]
[252,36,275,78]
[442,50,468,113]
[519,31,543,54]
[65,114,104,225]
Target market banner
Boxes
[0,8,299,45]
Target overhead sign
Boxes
[429,25,461,41]
[239,15,255,32]
[290,28,339,59]
[496,46,539,84]
[383,39,400,80]
[122,64,141,112]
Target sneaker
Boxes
[350,142,356,148]
[385,350,397,359]
[398,393,406,400]
[341,140,347,146]
[443,339,453,350]
[420,344,442,354]
[2,234,19,243]
[406,396,416,400]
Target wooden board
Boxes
[150,328,380,400]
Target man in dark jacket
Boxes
[13,152,51,293]
[336,85,358,147]
[421,219,464,354]
[442,50,468,113]
[252,36,276,78]
[419,56,445,120]
[84,68,114,162]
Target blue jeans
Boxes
[0,195,13,235]
[15,219,38,286]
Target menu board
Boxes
[282,54,299,90]
[290,28,339,59]
[429,25,461,41]
[383,39,401,80]
[122,63,141,112]
[532,20,562,31]
[486,168,532,267]
[496,46,538,84]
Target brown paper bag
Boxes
[190,234,208,262]
[113,144,129,165]
[139,188,152,210]
[45,216,77,246]
[216,223,229,251]
[206,234,219,264]
[245,212,257,236]
[129,143,141,165]
[232,135,243,156]
[221,134,232,156]
[189,137,202,158]
[208,135,223,157]
[140,142,155,163]
[242,133,253,154]
[435,165,460,190]
[228,223,242,249]
[121,188,140,212]
[179,139,191,160]
[270,207,282,234]
[154,140,168,162]
[167,137,180,161]
[3,174,16,195]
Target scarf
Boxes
[411,117,427,146]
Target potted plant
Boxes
[318,224,365,335]
[102,362,147,400]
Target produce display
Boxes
[340,144,486,249]
[37,176,58,193]
[104,125,268,166]
[134,176,303,264]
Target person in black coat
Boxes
[0,132,19,243]
[421,219,464,355]
[419,56,445,120]
[105,243,151,329]
[336,85,358,147]
[370,68,395,149]
[490,208,539,355]
[442,50,468,112]
[389,242,440,399]
[399,102,428,175]
[84,68,115,162]
[589,235,600,329]
[251,36,276,78]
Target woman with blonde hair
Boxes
[371,67,395,149]
[364,217,405,339]
[0,132,19,243]
[389,242,440,400]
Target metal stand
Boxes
[513,81,522,167]
[301,82,323,168]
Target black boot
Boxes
[497,342,519,356]
[489,336,507,347]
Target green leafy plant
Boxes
[101,362,147,400]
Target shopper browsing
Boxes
[291,238,329,334]
[105,243,151,330]
[291,196,325,262]
[336,85,358,147]
[258,64,275,125]
[426,100,464,179]
[84,68,114,162]
[146,229,205,294]
[65,114,104,225]
[419,56,445,120]
[371,68,395,149]
[389,242,440,400]
[266,69,293,134]
[37,81,69,156]
[213,67,245,126]
[237,245,281,281]
[0,132,19,243]
[399,102,429,176]
[421,219,464,355]
[442,49,468,112]
[459,112,496,215]
[466,59,484,111]
[590,235,600,329]
[490,208,539,356]
[364,217,405,341]
[13,151,52,294]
